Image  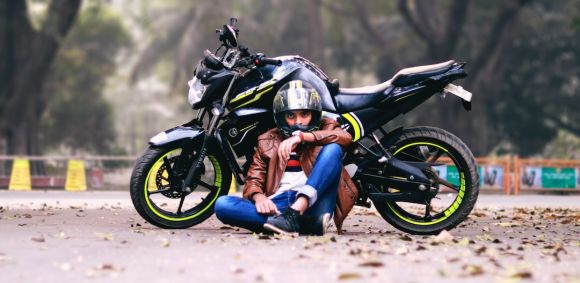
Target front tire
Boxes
[130,144,232,229]
[372,126,479,235]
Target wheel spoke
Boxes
[428,149,444,163]
[148,187,172,195]
[176,196,186,214]
[398,151,426,162]
[418,146,430,161]
[438,177,459,192]
[197,180,217,191]
[423,201,432,220]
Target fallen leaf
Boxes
[457,237,471,246]
[416,245,427,251]
[254,234,271,240]
[338,272,362,280]
[433,230,454,243]
[399,235,413,241]
[505,268,533,279]
[395,246,409,255]
[462,264,484,276]
[494,222,520,228]
[230,266,244,274]
[474,246,487,255]
[471,211,487,217]
[31,236,45,243]
[359,261,384,268]
[94,232,114,241]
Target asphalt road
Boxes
[0,191,579,283]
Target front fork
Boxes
[181,73,240,193]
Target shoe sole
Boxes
[263,223,292,235]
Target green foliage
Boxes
[490,1,580,156]
[41,5,131,154]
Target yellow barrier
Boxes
[65,159,87,191]
[229,175,237,194]
[9,159,31,191]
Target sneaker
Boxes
[299,212,331,236]
[263,208,301,234]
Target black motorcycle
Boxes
[130,18,479,235]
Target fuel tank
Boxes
[227,56,336,112]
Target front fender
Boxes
[149,124,205,147]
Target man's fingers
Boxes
[268,202,277,214]
[257,202,267,214]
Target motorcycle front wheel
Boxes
[372,126,480,235]
[130,142,232,229]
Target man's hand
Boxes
[253,193,279,215]
[278,135,301,161]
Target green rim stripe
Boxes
[144,150,222,221]
[394,142,449,155]
[389,142,465,225]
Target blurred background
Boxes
[1,0,579,191]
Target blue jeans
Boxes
[214,143,343,233]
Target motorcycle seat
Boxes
[338,60,455,94]
[391,60,454,87]
[334,86,393,112]
[333,60,454,112]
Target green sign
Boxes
[446,165,461,187]
[541,167,576,189]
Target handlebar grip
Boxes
[255,57,282,66]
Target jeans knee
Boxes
[214,196,233,220]
[320,143,342,160]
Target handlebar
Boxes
[253,56,282,67]
[210,19,283,70]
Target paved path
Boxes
[0,191,578,283]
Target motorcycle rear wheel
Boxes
[372,126,479,235]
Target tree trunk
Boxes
[305,0,325,68]
[0,0,81,155]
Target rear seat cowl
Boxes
[337,60,455,95]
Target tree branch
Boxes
[316,0,354,17]
[545,113,580,137]
[397,0,431,44]
[415,0,438,38]
[470,0,531,81]
[42,0,82,42]
[352,0,389,47]
[443,0,470,56]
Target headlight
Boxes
[187,77,207,106]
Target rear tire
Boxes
[130,144,232,229]
[372,126,479,235]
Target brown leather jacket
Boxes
[242,118,359,233]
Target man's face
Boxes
[284,110,312,127]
